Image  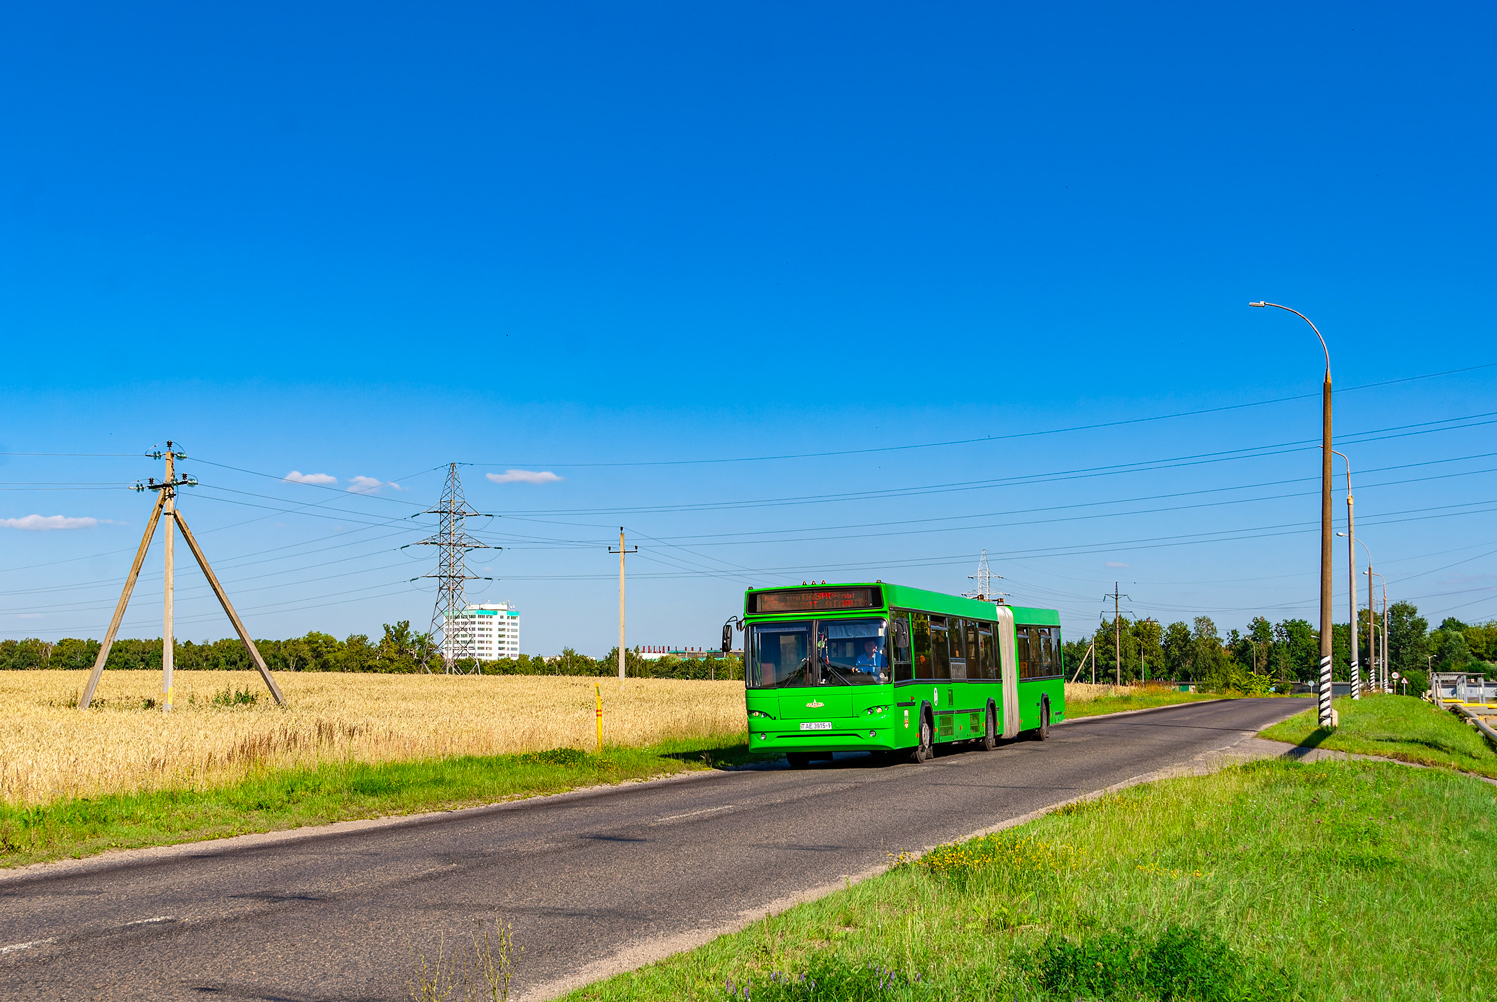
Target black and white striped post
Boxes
[1251,302,1336,728]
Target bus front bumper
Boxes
[749,724,899,753]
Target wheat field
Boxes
[0,671,747,806]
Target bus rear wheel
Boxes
[1036,701,1051,741]
[786,752,813,769]
[909,713,933,763]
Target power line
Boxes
[463,363,1497,470]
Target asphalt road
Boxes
[0,697,1305,1001]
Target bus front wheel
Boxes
[910,712,933,763]
[1035,700,1051,741]
[982,704,997,751]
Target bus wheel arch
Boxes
[910,702,934,763]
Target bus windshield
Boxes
[748,618,888,688]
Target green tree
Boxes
[1190,616,1232,688]
[374,621,421,673]
[1162,621,1192,680]
[1462,620,1497,663]
[1133,618,1163,681]
[1386,601,1429,675]
[1273,618,1319,683]
[1430,628,1474,671]
[52,638,100,670]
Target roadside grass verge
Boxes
[0,733,750,868]
[1064,685,1241,718]
[1261,694,1497,779]
[561,759,1495,1002]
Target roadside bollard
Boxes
[595,682,603,752]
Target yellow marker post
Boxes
[595,682,603,752]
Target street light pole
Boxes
[1333,451,1359,700]
[1374,573,1389,693]
[1349,536,1376,695]
[1251,302,1335,726]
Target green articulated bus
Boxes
[737,582,1065,766]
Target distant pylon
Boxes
[965,549,1001,599]
[416,463,493,674]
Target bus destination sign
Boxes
[752,587,881,614]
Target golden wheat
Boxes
[0,671,747,806]
[1064,682,1176,703]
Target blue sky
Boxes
[3,1,1494,653]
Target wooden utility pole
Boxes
[162,447,176,710]
[80,442,286,710]
[608,528,637,681]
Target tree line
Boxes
[0,620,744,681]
[4,604,1490,692]
[1063,602,1496,694]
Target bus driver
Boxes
[855,639,887,672]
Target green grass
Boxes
[562,758,1495,1002]
[1066,689,1241,718]
[1261,694,1497,779]
[0,733,751,868]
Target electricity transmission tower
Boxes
[964,549,1002,599]
[416,463,492,674]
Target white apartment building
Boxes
[444,602,520,661]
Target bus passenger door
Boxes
[994,605,1020,738]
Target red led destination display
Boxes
[751,587,881,614]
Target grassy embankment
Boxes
[1262,693,1497,779]
[1064,682,1237,718]
[0,671,749,867]
[562,758,1495,1002]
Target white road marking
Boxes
[0,937,57,954]
[122,916,175,928]
[653,805,735,824]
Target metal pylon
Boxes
[965,549,1001,599]
[416,463,492,673]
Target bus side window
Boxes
[1047,627,1062,676]
[892,612,913,683]
[930,616,952,680]
[911,613,931,680]
[978,624,995,680]
[948,618,967,680]
[965,620,979,677]
[1017,626,1032,680]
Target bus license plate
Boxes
[800,722,832,730]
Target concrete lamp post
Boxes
[1250,301,1336,727]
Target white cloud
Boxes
[1,515,100,531]
[486,470,563,484]
[1105,561,1130,568]
[346,476,402,494]
[284,471,337,485]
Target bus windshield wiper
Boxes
[820,663,855,686]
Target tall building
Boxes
[444,602,520,661]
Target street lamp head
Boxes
[1336,531,1347,537]
[1248,301,1267,307]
